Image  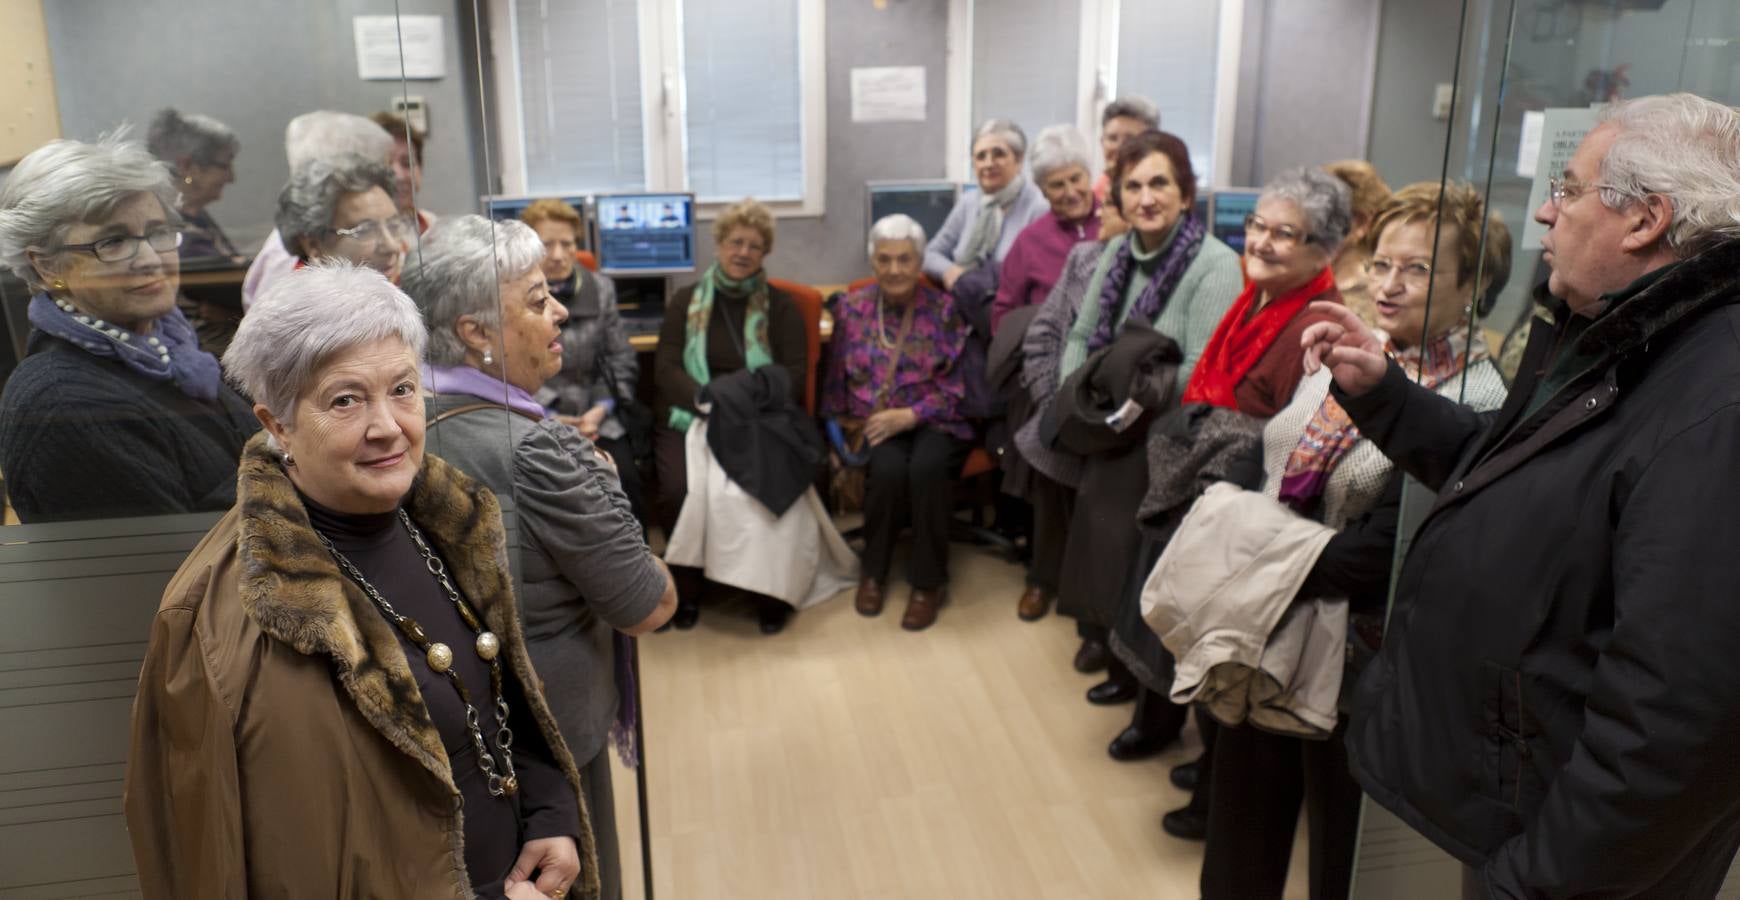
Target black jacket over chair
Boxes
[1339,239,1740,898]
[702,365,822,517]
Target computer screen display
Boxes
[480,194,589,232]
[1209,188,1261,255]
[867,181,960,248]
[593,192,696,275]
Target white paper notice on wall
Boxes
[1522,107,1602,245]
[354,15,446,81]
[850,67,927,123]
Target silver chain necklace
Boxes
[316,510,519,798]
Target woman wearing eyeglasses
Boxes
[0,135,258,522]
[275,154,412,284]
[1187,179,1510,900]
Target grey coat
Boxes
[425,392,667,760]
[537,269,639,441]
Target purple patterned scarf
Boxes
[28,292,223,402]
[1087,214,1207,354]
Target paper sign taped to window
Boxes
[355,15,446,81]
[850,67,927,123]
[1522,107,1602,246]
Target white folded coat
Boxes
[1141,481,1344,738]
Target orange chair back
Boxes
[767,277,823,414]
[575,250,599,273]
[845,275,940,295]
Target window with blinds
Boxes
[1116,0,1223,187]
[514,0,647,193]
[970,0,1083,147]
[680,0,805,202]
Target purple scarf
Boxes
[423,364,551,419]
[1087,214,1207,354]
[28,293,223,402]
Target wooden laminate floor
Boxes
[607,541,1308,899]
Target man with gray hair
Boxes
[1302,92,1740,896]
[242,111,396,308]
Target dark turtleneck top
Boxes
[302,493,578,898]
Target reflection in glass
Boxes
[0,135,258,524]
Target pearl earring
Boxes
[482,348,494,366]
[283,452,296,468]
[184,176,194,185]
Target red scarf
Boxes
[1181,265,1337,409]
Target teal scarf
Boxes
[670,263,774,430]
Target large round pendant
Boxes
[426,642,454,673]
[475,631,501,661]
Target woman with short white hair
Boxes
[127,261,594,900]
[275,154,410,285]
[924,118,1048,294]
[993,124,1102,333]
[0,133,258,523]
[407,215,676,900]
[823,214,971,630]
[146,107,240,261]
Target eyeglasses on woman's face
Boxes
[1364,257,1434,288]
[325,215,414,248]
[1244,213,1305,250]
[58,226,183,263]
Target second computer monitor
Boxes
[593,192,697,276]
[867,181,960,249]
[1208,188,1262,255]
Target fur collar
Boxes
[1577,238,1740,356]
[231,432,600,896]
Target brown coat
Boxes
[122,433,600,900]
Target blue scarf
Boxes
[27,293,223,402]
[1088,213,1207,354]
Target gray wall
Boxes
[690,0,952,286]
[40,0,487,252]
[1365,0,1465,189]
[1227,0,1382,188]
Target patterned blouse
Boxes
[821,282,971,440]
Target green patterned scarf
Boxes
[670,263,774,429]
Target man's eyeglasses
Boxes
[1548,174,1629,209]
[1244,214,1306,249]
[57,227,183,263]
[325,216,414,246]
[1365,257,1434,288]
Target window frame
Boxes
[487,0,827,219]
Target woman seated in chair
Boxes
[652,198,816,634]
[823,214,970,632]
[274,154,410,284]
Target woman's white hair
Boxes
[1029,124,1093,181]
[1597,93,1740,258]
[973,118,1028,160]
[274,154,397,261]
[867,214,927,259]
[1259,167,1353,252]
[285,111,394,172]
[223,260,428,426]
[147,108,239,167]
[401,214,546,367]
[1101,96,1160,129]
[0,130,179,288]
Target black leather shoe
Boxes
[671,602,700,630]
[1161,806,1208,841]
[1073,639,1110,674]
[1170,758,1202,791]
[1086,677,1138,705]
[758,599,793,635]
[1108,725,1174,761]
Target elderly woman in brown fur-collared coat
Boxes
[123,262,597,900]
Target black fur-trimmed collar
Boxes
[1576,238,1740,356]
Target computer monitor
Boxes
[1209,188,1261,255]
[592,192,697,276]
[480,194,592,236]
[866,181,960,248]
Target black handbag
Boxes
[597,361,655,462]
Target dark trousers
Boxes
[1201,717,1362,900]
[861,428,968,589]
[594,433,648,537]
[1028,473,1075,593]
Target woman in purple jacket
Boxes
[990,125,1102,335]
